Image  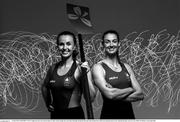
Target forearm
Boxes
[108,87,134,99]
[122,91,144,102]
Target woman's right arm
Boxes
[92,63,134,100]
[41,67,53,111]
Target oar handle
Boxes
[78,34,94,119]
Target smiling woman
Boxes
[41,31,96,119]
[92,30,144,119]
[103,32,119,56]
[57,34,76,59]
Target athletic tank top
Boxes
[101,62,132,89]
[100,62,135,119]
[47,61,81,110]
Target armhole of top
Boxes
[120,62,130,76]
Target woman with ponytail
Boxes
[92,30,144,119]
[41,31,96,119]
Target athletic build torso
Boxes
[47,61,82,111]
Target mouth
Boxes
[108,48,116,51]
[61,50,69,54]
[61,49,70,53]
[62,51,69,54]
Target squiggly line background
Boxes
[0,29,180,118]
[0,32,61,114]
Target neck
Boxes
[105,55,119,66]
[61,55,74,67]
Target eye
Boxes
[113,39,118,43]
[104,39,110,44]
[58,43,64,46]
[66,42,72,46]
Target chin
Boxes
[106,51,117,54]
[106,53,116,57]
[61,54,73,59]
[62,55,71,59]
[62,53,70,57]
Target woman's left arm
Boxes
[76,62,97,102]
[122,63,144,102]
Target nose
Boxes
[63,44,67,49]
[110,42,114,47]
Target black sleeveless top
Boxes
[100,62,135,119]
[47,61,81,111]
[102,62,132,89]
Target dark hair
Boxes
[56,31,78,60]
[102,30,120,45]
[102,30,121,63]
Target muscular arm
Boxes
[92,63,134,100]
[75,62,97,102]
[114,63,144,102]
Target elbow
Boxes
[136,91,144,101]
[139,92,145,100]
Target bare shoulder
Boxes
[92,61,105,75]
[92,61,103,70]
[123,63,134,74]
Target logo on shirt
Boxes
[109,76,118,80]
[64,77,70,86]
[64,77,75,89]
[50,80,56,83]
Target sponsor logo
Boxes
[109,76,118,80]
[50,80,56,83]
[64,77,71,87]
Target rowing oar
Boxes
[66,3,94,119]
[78,34,94,119]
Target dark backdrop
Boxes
[0,0,180,119]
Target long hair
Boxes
[102,30,121,63]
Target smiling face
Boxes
[57,35,76,59]
[103,33,119,56]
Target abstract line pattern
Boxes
[0,29,180,114]
[0,31,60,113]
